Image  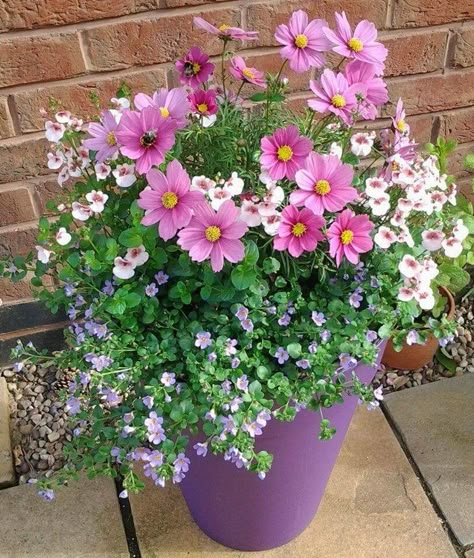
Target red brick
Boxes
[83,7,241,72]
[458,177,474,203]
[383,69,474,117]
[247,0,387,47]
[391,0,474,28]
[0,225,38,259]
[30,176,63,215]
[0,276,34,302]
[165,0,226,6]
[382,28,447,77]
[0,186,37,227]
[14,68,167,133]
[0,97,15,140]
[439,107,474,144]
[450,142,474,178]
[453,25,474,68]
[359,113,435,144]
[0,0,157,31]
[0,135,50,184]
[0,32,86,88]
[285,93,313,114]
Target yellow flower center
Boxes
[242,67,255,80]
[340,229,354,245]
[277,145,293,162]
[106,131,117,146]
[205,225,222,242]
[197,103,208,113]
[348,37,363,52]
[396,119,407,132]
[219,24,231,31]
[161,191,178,209]
[292,222,307,237]
[331,94,346,108]
[192,62,201,74]
[160,107,170,118]
[315,179,331,195]
[294,34,308,48]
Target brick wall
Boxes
[1,0,474,305]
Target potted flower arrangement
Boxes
[2,9,472,551]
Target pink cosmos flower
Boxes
[273,205,325,257]
[274,10,330,73]
[116,107,177,175]
[327,209,374,266]
[193,16,258,41]
[291,152,356,215]
[392,98,410,139]
[177,200,248,272]
[175,47,215,89]
[138,160,205,241]
[229,57,266,88]
[83,110,119,162]
[260,125,312,181]
[323,12,388,75]
[134,88,189,128]
[188,89,218,117]
[308,70,366,125]
[344,61,388,120]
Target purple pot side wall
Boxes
[0,0,473,342]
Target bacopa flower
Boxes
[308,69,365,125]
[134,87,189,128]
[177,200,248,272]
[274,347,289,364]
[116,107,177,175]
[195,331,212,349]
[274,10,330,72]
[274,205,325,257]
[229,57,266,88]
[312,311,326,326]
[175,47,215,88]
[193,16,258,41]
[291,152,356,215]
[260,125,312,181]
[188,89,218,117]
[327,209,374,266]
[83,110,119,162]
[138,160,204,241]
[323,12,388,74]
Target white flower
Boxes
[55,110,71,124]
[113,257,135,280]
[191,175,215,193]
[350,132,374,157]
[414,286,435,310]
[398,287,415,302]
[419,258,439,282]
[393,166,416,186]
[258,200,278,217]
[110,97,130,112]
[72,201,93,221]
[262,213,281,236]
[259,170,275,186]
[265,184,284,205]
[390,209,406,228]
[453,219,469,241]
[240,200,262,227]
[406,330,420,346]
[56,227,72,246]
[374,226,397,249]
[397,199,413,213]
[36,245,53,264]
[47,152,64,169]
[329,142,342,159]
[208,186,232,210]
[365,177,388,198]
[125,245,149,267]
[113,163,136,188]
[85,190,108,213]
[95,163,111,181]
[399,255,421,278]
[442,237,463,258]
[202,114,217,128]
[368,194,390,216]
[431,191,447,212]
[397,228,414,247]
[67,161,82,178]
[412,195,433,215]
[422,229,444,251]
[45,121,65,143]
[224,173,244,196]
[69,117,83,131]
[57,167,69,186]
[447,183,457,205]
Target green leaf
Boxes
[435,349,456,373]
[231,265,257,290]
[263,257,280,275]
[244,241,259,265]
[249,92,267,103]
[124,292,142,308]
[118,228,143,248]
[287,343,302,359]
[438,263,470,293]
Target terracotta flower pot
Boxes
[381,287,455,371]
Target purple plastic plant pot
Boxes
[180,342,387,551]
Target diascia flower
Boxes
[177,200,248,272]
[327,209,374,266]
[260,125,312,180]
[274,10,330,72]
[291,152,356,215]
[116,107,177,175]
[138,160,205,241]
[175,47,215,88]
[273,205,325,257]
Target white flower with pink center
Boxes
[95,163,111,181]
[422,229,444,251]
[412,196,433,215]
[56,227,72,246]
[442,237,463,258]
[191,175,216,193]
[55,110,71,124]
[125,245,149,267]
[265,184,284,205]
[431,191,447,212]
[258,200,278,217]
[69,117,83,131]
[453,219,469,241]
[329,142,343,159]
[47,152,64,169]
[350,132,374,157]
[365,177,388,198]
[262,212,281,236]
[397,228,414,247]
[224,173,244,196]
[240,200,262,227]
[399,254,420,278]
[86,190,108,213]
[414,286,435,310]
[447,183,457,205]
[208,186,232,210]
[72,202,93,221]
[397,199,413,213]
[36,245,53,264]
[393,165,416,186]
[419,258,439,282]
[111,97,131,112]
[45,121,66,143]
[113,257,135,280]
[67,161,82,178]
[57,167,69,187]
[113,163,137,188]
[368,193,390,216]
[398,286,415,302]
[374,226,397,249]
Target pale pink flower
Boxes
[273,205,325,257]
[83,111,120,162]
[422,229,445,251]
[72,202,93,221]
[94,163,111,180]
[193,16,258,41]
[134,88,189,128]
[442,237,463,258]
[398,255,420,278]
[113,257,135,280]
[374,226,397,249]
[113,163,136,188]
[397,199,414,213]
[350,132,374,157]
[36,246,53,264]
[368,194,390,216]
[229,57,266,88]
[208,186,233,210]
[45,120,65,143]
[262,213,282,236]
[86,190,108,213]
[398,287,415,302]
[414,286,435,310]
[125,245,149,267]
[365,177,388,198]
[240,200,262,227]
[47,152,63,170]
[56,227,72,246]
[453,219,469,241]
[191,176,216,193]
[327,209,374,266]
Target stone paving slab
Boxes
[384,374,474,549]
[0,476,129,558]
[0,377,15,488]
[130,408,457,558]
